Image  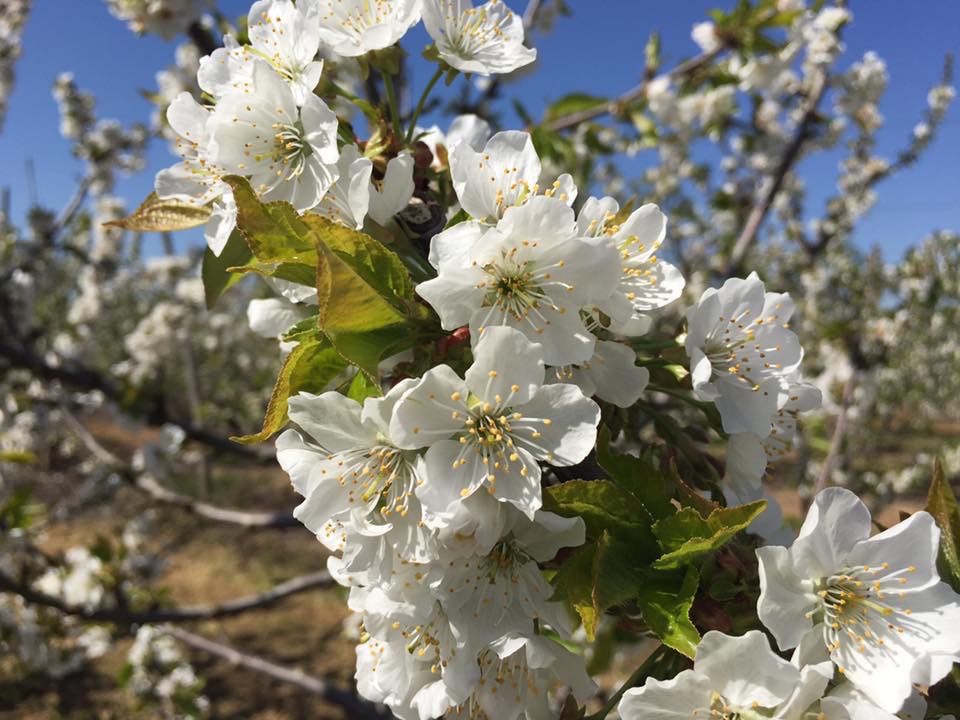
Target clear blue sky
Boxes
[1,0,957,258]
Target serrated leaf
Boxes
[635,567,701,658]
[545,480,657,550]
[345,371,383,403]
[314,231,408,333]
[927,457,960,592]
[596,428,675,521]
[232,335,348,444]
[105,193,211,232]
[552,531,646,640]
[223,175,315,259]
[652,500,766,570]
[201,229,253,309]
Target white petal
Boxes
[757,545,816,650]
[792,487,872,578]
[287,391,372,451]
[389,365,469,449]
[465,325,545,406]
[694,630,800,708]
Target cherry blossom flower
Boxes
[315,0,423,57]
[757,487,960,712]
[449,130,576,222]
[276,381,433,564]
[422,0,536,76]
[685,272,803,437]
[416,196,621,365]
[619,630,830,720]
[390,326,600,518]
[576,197,685,336]
[210,61,339,210]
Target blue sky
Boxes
[1,0,957,259]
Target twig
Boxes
[0,568,332,624]
[49,176,92,242]
[543,47,724,132]
[59,404,299,529]
[725,68,828,275]
[160,626,393,719]
[586,644,668,720]
[814,374,855,495]
[0,336,272,461]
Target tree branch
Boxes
[814,374,855,496]
[0,335,272,461]
[543,47,724,132]
[0,568,332,624]
[159,625,393,719]
[725,68,828,275]
[57,404,298,529]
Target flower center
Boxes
[810,562,918,664]
[324,443,414,515]
[473,249,574,331]
[703,309,784,391]
[269,119,312,178]
[444,3,508,58]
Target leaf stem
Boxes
[381,69,403,139]
[405,66,444,144]
[586,644,668,720]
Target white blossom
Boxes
[685,272,803,437]
[314,0,423,57]
[390,326,600,519]
[757,487,960,712]
[416,195,621,365]
[423,0,536,76]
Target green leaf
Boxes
[545,93,607,122]
[652,500,766,570]
[222,175,315,259]
[635,567,701,658]
[927,457,960,592]
[232,334,348,444]
[201,229,253,309]
[105,192,211,232]
[307,216,412,332]
[345,368,383,403]
[545,480,657,549]
[552,531,646,640]
[596,428,675,521]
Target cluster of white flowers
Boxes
[125,626,209,718]
[154,0,536,255]
[620,487,960,720]
[53,73,149,197]
[0,0,30,131]
[104,0,215,39]
[685,272,820,541]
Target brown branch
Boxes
[60,404,298,529]
[0,568,332,624]
[160,626,392,719]
[725,68,828,275]
[814,374,855,495]
[0,335,272,461]
[543,47,725,132]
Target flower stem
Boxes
[405,66,445,144]
[586,644,668,720]
[381,69,403,140]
